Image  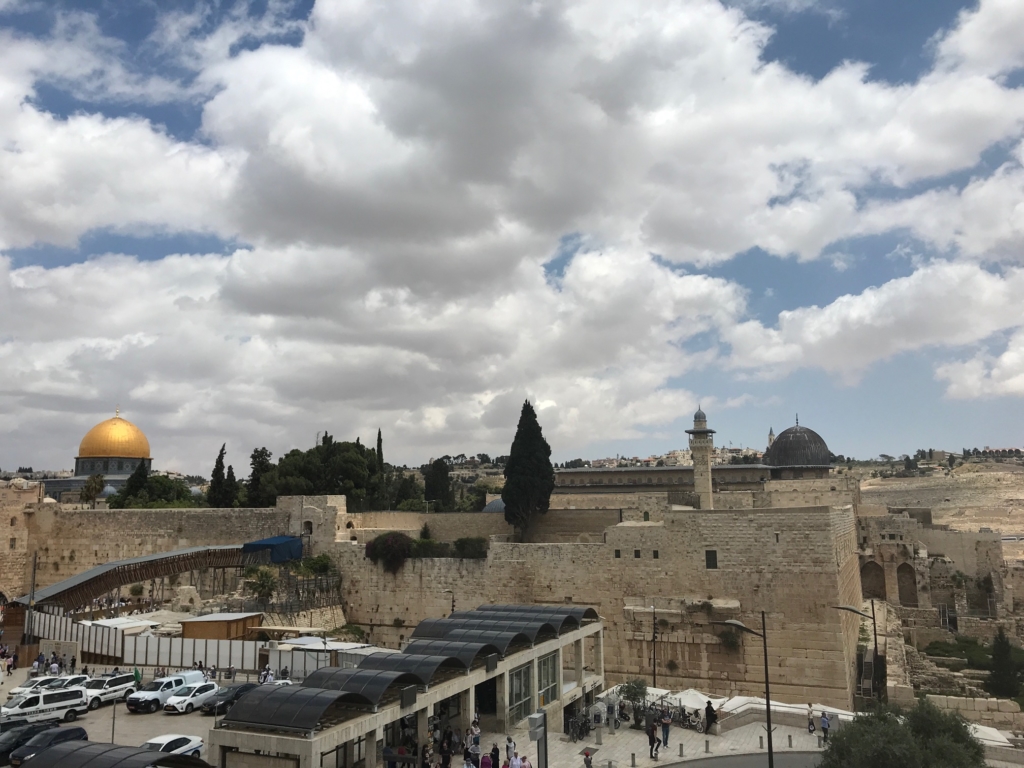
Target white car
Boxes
[266,679,293,686]
[163,682,218,714]
[42,675,90,690]
[142,734,204,757]
[6,678,59,699]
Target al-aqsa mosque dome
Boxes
[73,410,153,478]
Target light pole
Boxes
[651,605,658,689]
[833,600,879,699]
[712,613,773,768]
[442,589,455,615]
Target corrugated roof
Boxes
[27,741,209,767]
[179,612,263,623]
[223,684,363,732]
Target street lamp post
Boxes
[651,605,657,689]
[712,613,773,768]
[833,600,879,699]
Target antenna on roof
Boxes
[795,413,799,426]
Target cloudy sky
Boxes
[2,0,1024,475]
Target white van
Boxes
[0,687,90,725]
[126,671,206,714]
[83,673,137,710]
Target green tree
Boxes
[819,700,983,768]
[208,444,228,508]
[245,568,278,605]
[424,459,455,512]
[988,628,1020,697]
[618,679,648,730]
[502,400,555,534]
[79,473,105,503]
[224,465,238,508]
[275,433,370,502]
[246,447,277,508]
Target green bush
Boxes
[366,532,414,573]
[718,628,741,652]
[411,539,452,558]
[420,523,432,540]
[129,583,144,597]
[294,554,333,576]
[453,537,488,559]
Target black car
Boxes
[200,682,259,715]
[8,726,87,766]
[0,725,55,766]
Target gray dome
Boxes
[482,498,505,513]
[764,425,831,467]
[99,484,117,498]
[693,407,706,421]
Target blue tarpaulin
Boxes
[242,535,303,563]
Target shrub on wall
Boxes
[129,583,144,597]
[718,628,741,652]
[453,537,488,559]
[412,539,452,558]
[366,532,414,573]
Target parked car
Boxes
[5,680,58,701]
[41,676,89,690]
[141,734,204,757]
[8,726,87,766]
[163,683,218,714]
[0,688,89,727]
[267,679,293,686]
[0,724,56,765]
[126,672,206,714]
[83,673,137,710]
[200,683,258,716]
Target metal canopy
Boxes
[441,629,531,654]
[355,652,468,681]
[410,617,558,642]
[301,668,425,704]
[222,685,357,732]
[400,640,502,668]
[473,604,599,623]
[27,741,210,768]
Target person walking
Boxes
[509,752,522,768]
[660,709,671,747]
[820,712,831,743]
[505,737,516,763]
[704,700,718,733]
[647,722,661,758]
[490,743,500,768]
[70,656,76,674]
[583,752,593,768]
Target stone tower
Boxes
[686,407,715,509]
[768,426,775,450]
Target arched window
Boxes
[302,520,313,535]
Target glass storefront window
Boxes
[538,652,558,706]
[509,662,533,725]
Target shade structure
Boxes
[355,652,468,681]
[410,616,561,643]
[240,535,303,563]
[301,668,425,705]
[441,629,532,655]
[222,684,357,732]
[400,640,502,668]
[27,742,209,768]
[472,604,599,623]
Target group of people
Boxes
[0,645,18,675]
[32,650,76,677]
[644,700,719,758]
[807,705,832,742]
[415,722,536,768]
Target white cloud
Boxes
[4,0,1024,469]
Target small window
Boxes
[774,532,780,544]
[634,550,641,559]
[614,550,621,558]
[643,512,650,521]
[653,550,659,559]
[705,550,718,569]
[8,538,15,550]
[9,517,15,527]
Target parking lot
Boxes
[1,668,224,761]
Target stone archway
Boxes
[897,562,918,607]
[861,561,886,600]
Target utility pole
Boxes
[24,551,37,645]
[651,605,657,689]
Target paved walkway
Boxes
[484,718,824,768]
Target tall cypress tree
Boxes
[989,628,1019,697]
[209,444,227,508]
[224,465,238,508]
[247,447,276,508]
[502,400,554,534]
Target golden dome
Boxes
[78,412,151,459]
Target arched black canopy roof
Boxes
[356,652,468,680]
[301,667,425,703]
[411,617,557,643]
[473,604,599,623]
[27,742,209,768]
[409,618,452,639]
[401,640,501,667]
[441,629,532,654]
[222,684,361,732]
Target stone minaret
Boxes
[686,407,715,509]
[768,426,775,450]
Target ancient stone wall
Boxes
[336,510,512,543]
[926,694,1024,729]
[331,505,862,709]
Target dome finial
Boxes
[795,413,799,426]
[115,405,120,418]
